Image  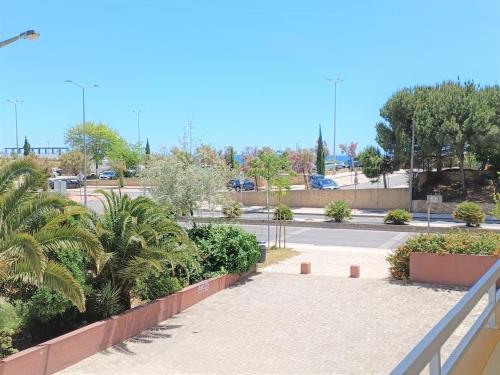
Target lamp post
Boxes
[0,30,39,49]
[6,99,22,158]
[132,110,143,145]
[327,78,344,174]
[65,80,98,207]
[408,120,416,212]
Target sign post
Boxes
[426,194,442,233]
[239,171,244,206]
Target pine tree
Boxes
[23,137,31,156]
[225,146,235,169]
[316,125,325,175]
[145,138,150,155]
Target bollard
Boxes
[350,265,360,278]
[301,262,311,274]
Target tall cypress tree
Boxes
[145,138,150,155]
[23,137,31,156]
[316,125,325,175]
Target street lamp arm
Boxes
[0,30,39,49]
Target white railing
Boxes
[390,259,500,375]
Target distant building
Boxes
[2,146,69,159]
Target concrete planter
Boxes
[0,269,255,375]
[409,252,499,287]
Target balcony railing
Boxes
[390,259,500,375]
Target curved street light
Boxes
[0,30,40,49]
[65,80,99,207]
[6,99,23,158]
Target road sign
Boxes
[427,195,442,204]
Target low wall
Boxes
[412,200,495,215]
[0,270,253,375]
[409,253,499,287]
[86,178,141,187]
[231,188,409,209]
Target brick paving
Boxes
[59,253,485,375]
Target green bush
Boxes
[452,201,485,227]
[325,200,352,222]
[222,200,242,219]
[133,273,182,302]
[0,301,20,332]
[384,209,411,225]
[387,231,500,280]
[188,224,260,275]
[0,329,17,358]
[273,204,293,220]
[492,193,500,219]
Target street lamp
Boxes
[0,30,40,49]
[327,78,344,174]
[6,99,22,158]
[132,110,143,145]
[408,120,416,212]
[65,80,99,207]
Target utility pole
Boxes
[408,120,416,212]
[6,99,22,158]
[133,110,143,145]
[327,78,344,174]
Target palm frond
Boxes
[42,261,85,312]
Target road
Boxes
[339,172,408,190]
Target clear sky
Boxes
[1,1,499,154]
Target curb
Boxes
[178,217,500,234]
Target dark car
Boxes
[99,170,119,180]
[310,174,325,185]
[311,178,339,190]
[226,179,255,192]
[49,178,81,189]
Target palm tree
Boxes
[0,160,106,311]
[86,190,198,310]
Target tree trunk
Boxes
[283,221,286,248]
[120,290,132,311]
[383,174,387,189]
[303,172,309,190]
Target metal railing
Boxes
[390,259,500,375]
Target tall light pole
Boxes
[0,30,39,49]
[408,120,416,212]
[6,99,22,158]
[65,80,98,207]
[327,78,344,173]
[133,110,143,145]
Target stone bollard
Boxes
[300,262,311,274]
[350,265,360,278]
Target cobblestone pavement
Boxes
[59,267,485,375]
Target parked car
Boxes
[99,170,119,180]
[226,179,255,192]
[335,162,348,170]
[311,178,339,190]
[49,178,81,189]
[310,174,325,184]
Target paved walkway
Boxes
[59,243,485,375]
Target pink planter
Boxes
[410,252,499,288]
[0,268,255,375]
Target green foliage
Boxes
[0,329,17,358]
[133,273,182,302]
[145,138,151,155]
[492,191,500,219]
[358,146,382,179]
[23,137,30,156]
[325,200,352,222]
[273,204,293,220]
[188,224,260,275]
[0,160,106,312]
[222,200,242,219]
[316,125,326,175]
[452,201,485,227]
[89,282,123,319]
[59,150,90,175]
[224,146,238,169]
[384,209,411,225]
[387,231,500,280]
[249,149,290,183]
[0,301,20,331]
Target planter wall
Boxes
[0,269,254,375]
[409,252,499,287]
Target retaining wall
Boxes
[0,271,252,375]
[412,200,495,215]
[231,188,409,209]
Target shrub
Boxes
[222,200,242,219]
[0,329,17,358]
[133,273,182,302]
[452,201,485,227]
[0,301,20,332]
[273,204,293,220]
[387,231,500,280]
[492,193,500,219]
[325,200,352,222]
[384,209,411,225]
[188,224,260,275]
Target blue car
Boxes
[311,178,339,190]
[226,179,255,192]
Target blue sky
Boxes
[1,1,499,154]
